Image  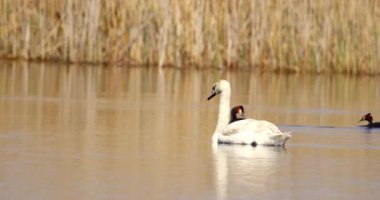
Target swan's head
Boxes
[359,113,373,123]
[207,80,230,100]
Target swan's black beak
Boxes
[207,85,218,100]
[359,117,364,122]
[207,92,217,100]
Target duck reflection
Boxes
[212,144,286,199]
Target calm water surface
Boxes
[0,62,380,199]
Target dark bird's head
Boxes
[359,113,373,124]
[230,105,245,123]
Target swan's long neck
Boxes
[212,86,231,142]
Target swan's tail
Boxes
[270,132,292,146]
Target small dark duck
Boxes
[359,113,380,128]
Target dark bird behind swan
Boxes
[229,105,246,124]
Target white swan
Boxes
[207,80,291,146]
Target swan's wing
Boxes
[220,119,291,146]
[222,119,252,136]
[222,119,288,137]
[222,127,239,136]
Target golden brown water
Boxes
[0,62,380,199]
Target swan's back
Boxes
[219,119,291,146]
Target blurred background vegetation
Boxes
[1,0,380,74]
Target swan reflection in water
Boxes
[212,144,286,199]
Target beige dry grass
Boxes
[1,0,380,74]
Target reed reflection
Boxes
[0,62,379,134]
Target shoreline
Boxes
[1,58,379,76]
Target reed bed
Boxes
[1,0,380,74]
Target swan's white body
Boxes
[208,80,291,146]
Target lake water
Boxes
[0,62,380,200]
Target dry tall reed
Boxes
[1,0,380,74]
